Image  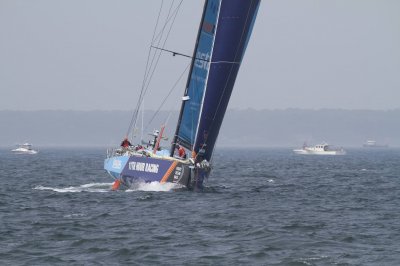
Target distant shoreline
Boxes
[1,109,399,147]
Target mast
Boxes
[170,0,210,157]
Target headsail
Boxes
[173,0,260,160]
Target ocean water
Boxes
[0,147,399,265]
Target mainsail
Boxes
[173,0,261,160]
[173,0,219,151]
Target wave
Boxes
[33,183,113,193]
[126,181,184,192]
[33,181,183,193]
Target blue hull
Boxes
[104,154,208,190]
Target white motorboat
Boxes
[362,140,388,148]
[11,143,38,154]
[293,143,346,155]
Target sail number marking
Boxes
[174,166,183,181]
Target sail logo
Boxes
[195,52,210,71]
[112,160,122,169]
[129,162,159,174]
[202,21,215,35]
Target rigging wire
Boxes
[131,1,183,138]
[127,0,173,137]
[141,1,183,104]
[144,62,191,132]
[126,0,165,137]
[126,0,184,139]
[142,1,175,95]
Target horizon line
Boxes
[1,107,399,112]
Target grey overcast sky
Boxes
[1,0,399,111]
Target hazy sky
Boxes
[1,0,399,111]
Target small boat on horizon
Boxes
[11,143,38,154]
[363,140,388,148]
[293,142,346,156]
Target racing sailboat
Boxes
[104,0,261,190]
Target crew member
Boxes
[120,137,132,148]
[176,144,187,159]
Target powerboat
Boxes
[11,143,38,154]
[293,143,346,155]
[363,140,388,148]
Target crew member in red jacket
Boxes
[176,145,187,159]
[120,137,132,148]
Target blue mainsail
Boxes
[174,0,220,150]
[173,0,260,160]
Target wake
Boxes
[33,181,183,193]
[126,181,184,192]
[33,183,113,193]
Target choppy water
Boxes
[0,148,399,265]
